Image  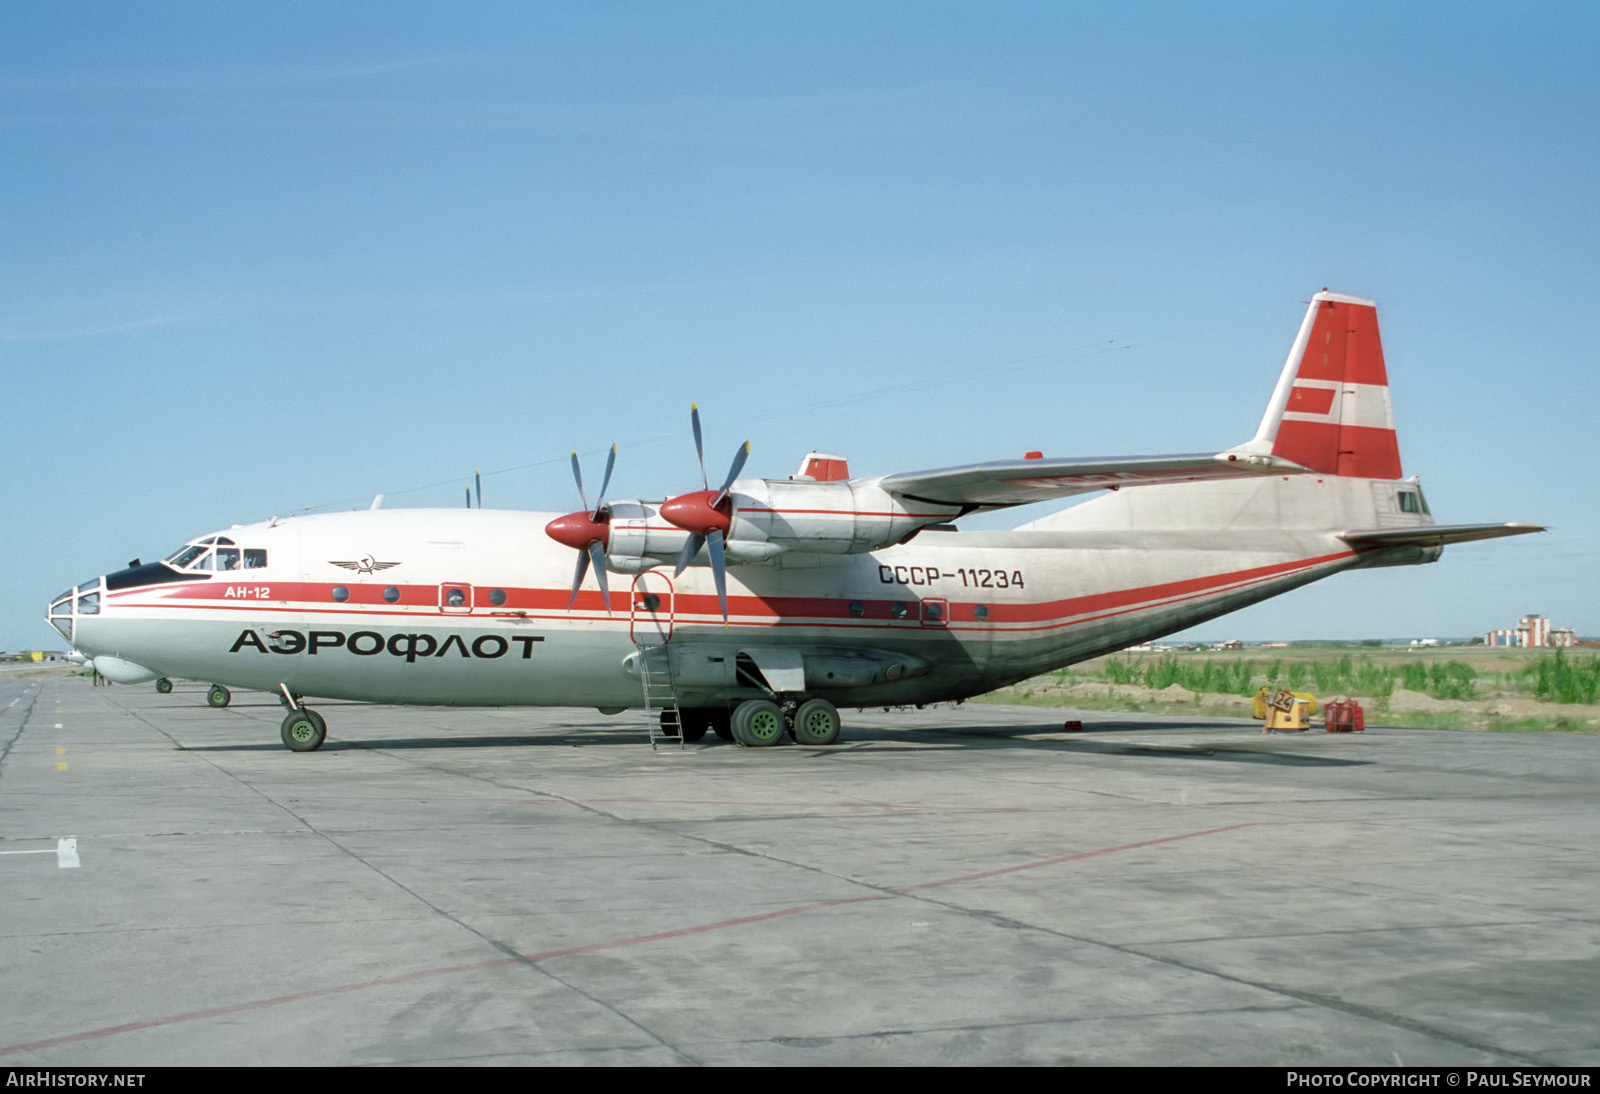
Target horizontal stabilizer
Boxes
[876,451,1298,509]
[1341,522,1545,548]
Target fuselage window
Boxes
[1399,491,1420,513]
[215,547,241,571]
[848,600,865,617]
[383,586,401,604]
[973,604,990,621]
[445,588,466,608]
[243,549,267,569]
[331,586,349,603]
[890,601,908,619]
[489,588,507,607]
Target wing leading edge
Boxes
[872,450,1300,510]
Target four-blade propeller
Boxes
[543,445,616,612]
[661,405,749,622]
[543,407,749,623]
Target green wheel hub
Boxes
[746,708,783,742]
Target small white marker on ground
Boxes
[57,838,79,869]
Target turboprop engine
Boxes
[544,408,966,620]
[661,476,964,562]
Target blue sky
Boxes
[4,2,1596,649]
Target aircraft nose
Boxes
[46,576,104,643]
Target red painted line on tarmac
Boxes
[0,814,1404,1057]
[895,822,1257,891]
[0,896,887,1058]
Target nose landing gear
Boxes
[276,684,327,752]
[280,709,327,752]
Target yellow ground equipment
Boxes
[1255,687,1318,732]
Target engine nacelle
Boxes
[601,503,694,573]
[722,479,962,558]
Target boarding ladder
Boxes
[636,642,684,750]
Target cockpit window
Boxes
[166,539,261,571]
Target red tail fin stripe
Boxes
[1273,421,1401,480]
[1279,381,1396,431]
[1286,386,1336,415]
[1294,299,1390,388]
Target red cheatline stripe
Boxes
[99,550,1356,630]
[0,814,1404,1057]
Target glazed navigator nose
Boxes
[45,576,101,643]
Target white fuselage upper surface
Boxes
[64,476,1432,710]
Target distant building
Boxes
[1485,615,1576,649]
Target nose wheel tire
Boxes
[206,684,232,708]
[731,700,785,747]
[280,709,327,752]
[792,699,842,745]
[155,678,172,694]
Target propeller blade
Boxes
[712,441,750,508]
[593,444,616,520]
[587,540,611,613]
[673,531,706,578]
[464,486,471,508]
[708,528,729,623]
[475,469,482,508]
[567,545,590,609]
[570,450,589,513]
[691,403,708,489]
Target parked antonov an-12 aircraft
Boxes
[49,291,1540,751]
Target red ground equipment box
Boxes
[1324,700,1366,733]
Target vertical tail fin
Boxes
[1252,291,1403,480]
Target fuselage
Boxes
[53,488,1420,712]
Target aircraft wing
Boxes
[1340,522,1546,548]
[873,451,1297,509]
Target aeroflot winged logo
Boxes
[328,555,401,574]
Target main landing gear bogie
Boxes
[726,697,842,748]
